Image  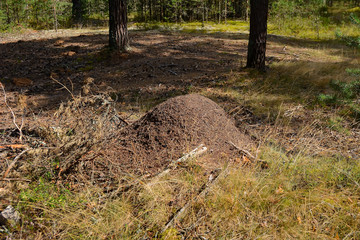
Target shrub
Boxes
[318,78,360,118]
[0,9,9,31]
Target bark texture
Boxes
[109,0,129,52]
[246,0,269,71]
[72,0,83,25]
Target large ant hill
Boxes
[77,94,252,179]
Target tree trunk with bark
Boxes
[245,0,249,21]
[5,0,11,24]
[246,0,269,71]
[53,0,58,31]
[72,0,83,25]
[109,0,129,52]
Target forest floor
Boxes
[0,28,360,239]
[1,28,359,156]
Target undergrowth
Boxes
[132,18,360,41]
[195,149,360,239]
[318,77,360,119]
[4,86,359,238]
[1,17,359,239]
[8,146,360,239]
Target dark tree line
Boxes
[72,0,85,25]
[1,0,359,31]
[1,0,359,69]
[0,0,72,30]
[131,0,250,23]
[129,0,360,23]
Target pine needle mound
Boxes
[99,94,251,174]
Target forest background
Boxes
[1,0,360,239]
[1,0,360,41]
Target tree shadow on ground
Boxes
[0,30,357,120]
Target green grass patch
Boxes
[132,18,360,42]
[133,21,249,33]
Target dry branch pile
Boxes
[2,93,252,189]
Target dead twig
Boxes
[161,165,230,234]
[0,82,24,141]
[113,112,129,126]
[149,144,207,183]
[226,141,255,160]
[110,145,207,198]
[167,69,178,76]
[0,144,28,149]
[170,144,207,166]
[50,76,76,102]
[0,178,31,182]
[2,148,30,179]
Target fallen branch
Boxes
[0,83,24,141]
[50,76,76,102]
[161,165,229,234]
[167,69,178,76]
[171,144,207,166]
[0,178,31,182]
[149,144,207,183]
[109,146,207,200]
[2,148,30,179]
[0,144,28,149]
[226,141,255,160]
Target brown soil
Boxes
[0,29,332,126]
[0,29,358,181]
[91,94,251,175]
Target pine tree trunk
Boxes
[109,0,129,52]
[161,0,164,21]
[53,0,58,32]
[140,0,144,21]
[5,0,11,24]
[246,0,268,71]
[72,0,83,25]
[245,0,249,21]
[202,0,205,27]
[224,0,227,24]
[149,0,152,20]
[218,0,221,23]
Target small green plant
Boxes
[160,228,181,239]
[336,13,360,48]
[19,178,72,208]
[318,79,360,118]
[328,13,360,118]
[0,9,8,31]
[346,68,360,76]
[330,79,360,99]
[328,116,350,134]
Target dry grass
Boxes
[23,93,124,180]
[199,59,359,121]
[10,86,360,239]
[13,142,360,239]
[187,149,360,239]
[1,26,359,239]
[16,158,210,239]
